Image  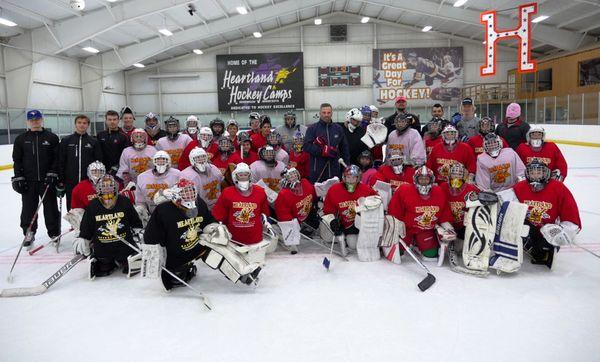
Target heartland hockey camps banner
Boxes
[372,47,463,106]
[217,52,304,112]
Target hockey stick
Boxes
[323,233,336,271]
[7,184,50,283]
[0,254,86,297]
[55,196,63,253]
[447,242,489,277]
[28,229,75,256]
[111,233,212,310]
[396,237,436,292]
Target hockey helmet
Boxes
[164,116,180,140]
[342,165,362,193]
[267,132,282,147]
[526,125,545,148]
[525,159,551,192]
[284,111,297,127]
[172,178,197,210]
[189,147,208,173]
[395,113,413,134]
[210,118,225,137]
[130,128,148,150]
[198,127,213,148]
[232,162,252,192]
[387,149,404,174]
[441,125,458,145]
[152,150,171,175]
[281,167,301,190]
[448,162,468,190]
[95,174,119,208]
[217,136,234,154]
[478,117,494,136]
[186,115,199,135]
[87,161,106,184]
[413,166,435,196]
[259,145,276,167]
[483,133,502,158]
[292,132,304,153]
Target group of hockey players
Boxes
[10,96,581,293]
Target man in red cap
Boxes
[384,95,422,136]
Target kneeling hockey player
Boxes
[439,163,480,238]
[513,160,581,268]
[73,174,143,278]
[143,179,262,290]
[515,125,568,181]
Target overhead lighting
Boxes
[361,17,370,24]
[82,46,100,54]
[236,6,248,15]
[422,25,432,32]
[253,31,262,38]
[0,17,17,27]
[314,18,322,25]
[532,15,549,23]
[106,0,119,3]
[158,28,173,36]
[193,49,203,55]
[453,0,468,7]
[133,63,145,68]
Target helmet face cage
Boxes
[87,161,106,184]
[95,175,119,205]
[259,146,276,165]
[428,119,441,134]
[483,134,502,157]
[525,161,550,192]
[153,152,171,174]
[395,116,411,132]
[174,180,197,209]
[190,149,208,172]
[343,165,362,193]
[267,132,281,147]
[442,126,458,145]
[413,166,434,196]
[281,168,301,189]
[218,137,233,153]
[199,128,213,147]
[131,130,147,150]
[358,151,373,169]
[284,112,296,127]
[233,164,252,192]
[292,134,304,153]
[165,118,179,138]
[527,128,545,148]
[478,117,493,135]
[448,163,467,189]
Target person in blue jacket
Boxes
[303,103,350,183]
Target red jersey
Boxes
[70,179,134,209]
[250,133,268,152]
[371,144,384,163]
[288,151,310,179]
[178,140,219,170]
[513,179,581,229]
[439,182,480,229]
[467,134,509,156]
[323,182,377,228]
[211,185,270,245]
[388,184,453,235]
[211,152,237,175]
[515,142,568,180]
[424,136,442,157]
[426,142,476,182]
[274,179,316,223]
[369,165,415,191]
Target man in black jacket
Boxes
[59,114,103,210]
[337,108,367,167]
[97,110,129,176]
[11,110,61,247]
[384,95,422,136]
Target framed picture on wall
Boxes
[579,58,600,86]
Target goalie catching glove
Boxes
[435,222,457,244]
[540,221,579,247]
[73,237,91,257]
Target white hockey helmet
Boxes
[369,105,379,117]
[232,162,252,192]
[172,178,197,210]
[281,167,301,190]
[526,125,545,148]
[199,127,213,148]
[152,150,171,175]
[345,108,362,123]
[189,147,208,173]
[130,128,148,150]
[413,166,435,196]
[186,115,199,134]
[87,161,106,184]
[441,125,458,145]
[483,133,502,158]
[386,149,404,174]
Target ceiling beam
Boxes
[45,0,83,17]
[0,0,55,26]
[557,8,600,29]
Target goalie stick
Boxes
[0,254,86,297]
[55,195,64,253]
[111,233,213,311]
[447,242,489,277]
[396,237,436,292]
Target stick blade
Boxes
[418,273,436,292]
[322,257,331,270]
[0,285,47,297]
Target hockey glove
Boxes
[56,183,66,198]
[435,222,457,244]
[44,172,59,187]
[540,222,578,247]
[321,145,338,158]
[329,219,343,236]
[73,237,91,256]
[551,169,564,182]
[109,165,119,176]
[11,176,28,194]
[132,228,145,245]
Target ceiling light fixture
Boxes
[314,18,322,25]
[361,17,370,23]
[133,63,145,68]
[82,46,99,54]
[0,17,17,27]
[422,25,432,32]
[193,49,203,54]
[236,7,248,15]
[532,15,549,23]
[158,28,173,36]
[453,0,468,7]
[253,31,262,38]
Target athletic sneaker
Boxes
[23,231,35,250]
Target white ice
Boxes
[0,144,599,362]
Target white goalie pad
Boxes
[203,223,231,246]
[278,219,301,246]
[64,208,85,230]
[127,253,142,278]
[227,239,271,266]
[381,215,405,247]
[200,239,262,283]
[140,244,166,279]
[382,242,402,264]
[497,188,517,203]
[463,201,498,271]
[256,179,278,204]
[361,122,388,148]
[373,181,392,211]
[354,197,384,262]
[319,214,336,242]
[134,205,150,228]
[315,177,339,198]
[489,201,529,274]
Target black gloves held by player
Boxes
[44,172,59,187]
[11,176,28,194]
[329,219,343,236]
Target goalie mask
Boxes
[152,150,171,175]
[267,132,282,149]
[172,179,198,216]
[527,125,545,149]
[441,125,458,146]
[259,145,276,167]
[185,115,199,135]
[130,128,148,150]
[387,149,404,174]
[395,114,413,134]
[226,119,238,136]
[448,162,468,191]
[345,108,362,132]
[232,162,252,192]
[292,132,304,153]
[189,147,209,173]
[358,150,373,171]
[164,116,180,140]
[478,117,494,136]
[95,174,119,208]
[281,167,301,191]
[284,111,297,128]
[249,112,261,126]
[145,112,159,132]
[369,105,379,118]
[217,136,234,156]
[525,160,551,192]
[87,161,106,184]
[199,127,213,148]
[210,118,225,138]
[342,165,362,193]
[413,166,435,196]
[483,133,502,158]
[427,118,442,137]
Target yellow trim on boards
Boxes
[0,164,12,171]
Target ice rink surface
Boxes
[1,144,599,362]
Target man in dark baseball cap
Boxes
[457,97,479,141]
[27,109,43,120]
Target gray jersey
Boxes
[275,124,307,152]
[475,148,525,193]
[456,117,480,141]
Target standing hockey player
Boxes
[466,116,508,156]
[235,133,259,165]
[339,108,368,167]
[116,128,157,184]
[266,132,290,165]
[12,109,61,247]
[97,110,130,176]
[144,112,167,146]
[513,160,581,268]
[120,106,136,139]
[275,111,307,151]
[144,179,262,289]
[288,132,310,179]
[155,116,192,169]
[370,149,415,191]
[210,118,225,139]
[422,117,443,158]
[476,133,525,193]
[426,125,476,183]
[251,146,287,200]
[496,102,530,150]
[212,163,271,245]
[180,147,223,209]
[247,112,261,137]
[135,151,181,214]
[456,98,480,141]
[73,174,143,278]
[211,136,237,178]
[178,127,219,171]
[386,114,426,165]
[384,96,421,135]
[250,116,272,152]
[183,115,199,140]
[515,125,568,181]
[225,119,240,149]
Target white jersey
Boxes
[476,148,525,193]
[250,160,287,193]
[386,128,426,165]
[117,145,157,183]
[155,134,192,169]
[275,148,289,166]
[135,168,181,213]
[180,165,223,209]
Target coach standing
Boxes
[59,114,102,210]
[11,110,61,248]
[97,110,129,176]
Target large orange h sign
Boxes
[480,2,537,76]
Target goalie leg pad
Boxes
[64,208,85,230]
[278,219,301,246]
[201,243,262,284]
[355,203,384,262]
[382,242,402,264]
[126,253,142,278]
[489,201,528,273]
[140,244,166,279]
[463,203,498,271]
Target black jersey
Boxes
[144,197,215,268]
[79,195,142,259]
